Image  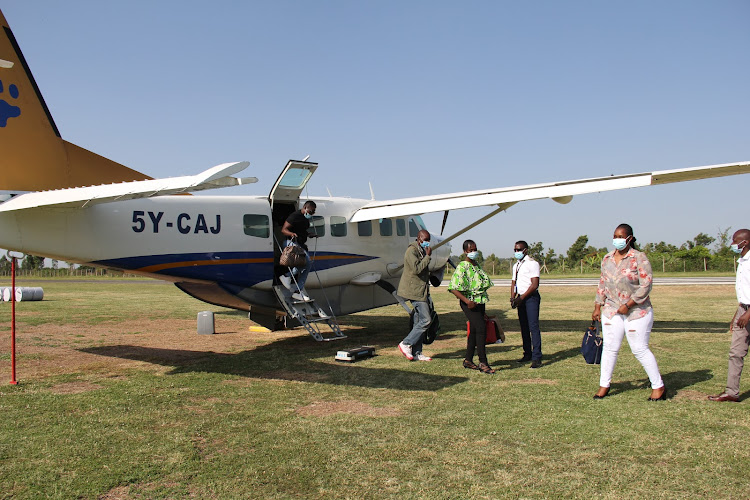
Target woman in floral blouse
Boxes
[592,223,666,401]
[449,239,495,374]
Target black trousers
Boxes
[461,301,488,365]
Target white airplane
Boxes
[1,9,749,339]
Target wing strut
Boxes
[440,210,449,235]
[431,202,517,251]
[391,202,516,274]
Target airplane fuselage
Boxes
[0,194,451,321]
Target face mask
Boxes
[612,238,628,251]
[731,242,745,254]
[304,212,312,220]
[420,240,430,249]
[514,251,525,260]
[466,251,478,260]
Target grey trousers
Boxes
[725,305,750,397]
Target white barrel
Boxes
[15,287,44,301]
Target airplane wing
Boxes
[0,162,256,212]
[349,161,750,222]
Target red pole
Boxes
[10,256,17,385]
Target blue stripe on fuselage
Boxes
[94,251,377,286]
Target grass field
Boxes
[0,280,748,499]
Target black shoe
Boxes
[516,355,532,363]
[463,359,479,370]
[478,362,496,374]
[530,359,541,369]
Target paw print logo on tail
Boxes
[0,78,21,127]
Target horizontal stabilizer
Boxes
[349,161,750,222]
[0,161,255,212]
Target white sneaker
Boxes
[398,342,413,360]
[279,274,292,290]
[317,308,330,319]
[292,292,312,302]
[415,353,432,361]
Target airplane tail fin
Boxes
[0,9,151,193]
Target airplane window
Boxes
[396,219,406,236]
[243,214,270,238]
[408,219,419,237]
[379,218,393,236]
[310,215,325,237]
[358,220,372,236]
[413,215,427,230]
[331,216,347,237]
[278,168,312,188]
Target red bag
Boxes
[467,316,505,344]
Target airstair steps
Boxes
[272,285,346,342]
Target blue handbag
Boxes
[581,321,603,364]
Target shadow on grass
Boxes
[79,313,470,391]
[606,369,713,398]
[519,319,732,334]
[652,321,729,333]
[79,343,466,391]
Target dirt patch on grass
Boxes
[296,400,402,417]
[49,381,102,394]
[672,389,710,401]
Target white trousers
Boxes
[599,310,664,389]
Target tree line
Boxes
[0,255,105,276]
[449,228,739,275]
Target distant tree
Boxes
[51,259,59,270]
[21,254,45,270]
[527,241,545,262]
[544,247,557,265]
[482,253,502,275]
[715,227,732,256]
[643,241,679,254]
[675,245,712,263]
[567,235,589,263]
[584,244,608,257]
[683,232,715,250]
[0,254,10,273]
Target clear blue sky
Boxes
[4,1,749,258]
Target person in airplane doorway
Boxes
[708,228,750,403]
[511,240,543,368]
[592,223,666,401]
[397,229,434,362]
[449,239,495,374]
[280,200,317,303]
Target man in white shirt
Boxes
[709,228,750,402]
[511,240,542,368]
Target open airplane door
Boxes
[267,159,318,294]
[268,159,319,253]
[268,160,318,207]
